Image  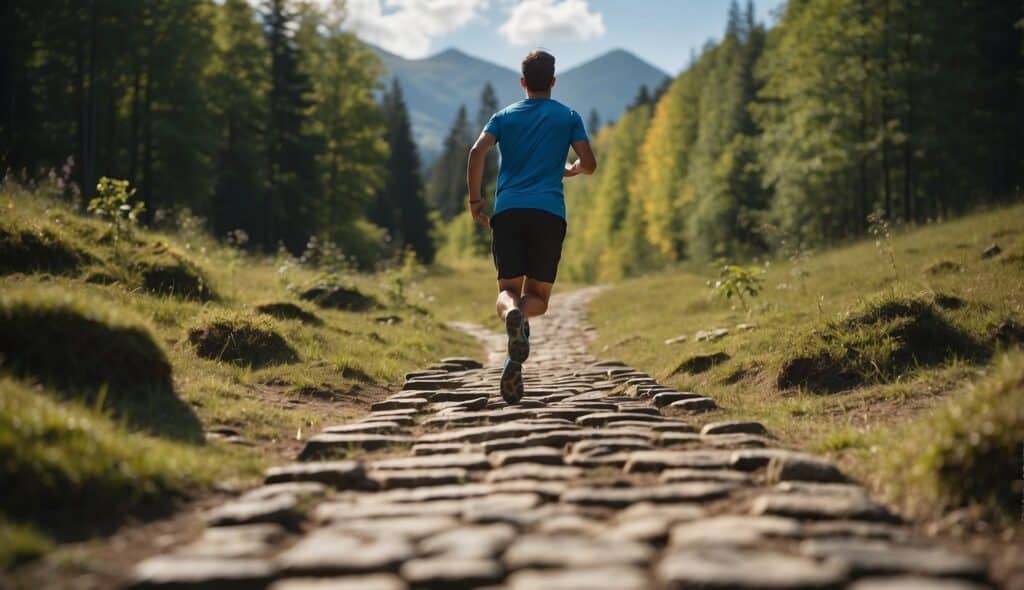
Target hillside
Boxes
[0,180,489,569]
[587,204,1024,528]
[372,46,669,161]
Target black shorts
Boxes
[490,208,567,284]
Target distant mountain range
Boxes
[371,46,669,163]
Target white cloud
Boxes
[341,0,490,58]
[498,0,605,45]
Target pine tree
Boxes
[475,83,500,198]
[587,109,601,135]
[373,79,435,263]
[209,0,269,243]
[426,104,472,221]
[262,0,321,253]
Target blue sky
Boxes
[343,0,788,75]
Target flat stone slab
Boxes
[847,576,991,590]
[269,575,407,590]
[664,397,719,413]
[370,397,428,411]
[508,566,650,590]
[701,421,768,436]
[418,422,566,444]
[504,534,654,569]
[489,447,565,467]
[660,467,754,484]
[751,493,898,522]
[322,421,405,435]
[669,515,802,547]
[368,468,467,489]
[241,482,328,502]
[264,461,370,489]
[412,443,475,456]
[730,449,815,471]
[800,539,987,579]
[330,516,459,541]
[652,392,706,408]
[298,434,413,460]
[657,547,850,589]
[370,453,490,471]
[206,493,301,527]
[571,438,655,456]
[129,556,277,589]
[576,412,669,427]
[278,530,415,576]
[625,450,736,472]
[399,558,504,588]
[486,464,583,482]
[561,482,735,508]
[418,523,517,558]
[176,524,286,559]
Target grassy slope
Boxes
[0,183,483,566]
[588,203,1024,518]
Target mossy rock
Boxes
[672,352,730,375]
[299,283,376,311]
[778,293,988,393]
[188,315,298,367]
[0,289,199,440]
[254,302,322,325]
[0,290,172,394]
[0,225,91,275]
[132,243,215,300]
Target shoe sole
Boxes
[506,309,529,363]
[500,360,524,405]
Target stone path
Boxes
[128,288,994,589]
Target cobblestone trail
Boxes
[129,288,994,589]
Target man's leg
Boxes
[496,276,525,321]
[495,276,528,404]
[520,278,553,318]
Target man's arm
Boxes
[564,139,597,177]
[467,131,497,228]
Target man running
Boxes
[466,49,598,404]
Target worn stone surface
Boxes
[269,575,407,590]
[128,556,278,590]
[657,547,849,589]
[507,566,650,590]
[141,286,992,590]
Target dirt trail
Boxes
[126,287,993,589]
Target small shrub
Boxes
[0,225,90,275]
[254,302,322,325]
[708,263,764,313]
[188,314,298,367]
[778,293,987,393]
[889,351,1024,520]
[299,283,376,311]
[132,243,215,300]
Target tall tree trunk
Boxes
[903,1,914,222]
[881,0,893,221]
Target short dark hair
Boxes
[521,50,555,92]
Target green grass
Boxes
[588,202,1024,519]
[0,181,484,563]
[883,350,1024,522]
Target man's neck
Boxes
[526,91,551,99]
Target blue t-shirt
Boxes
[483,98,589,220]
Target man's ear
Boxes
[551,77,557,90]
[520,77,527,89]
